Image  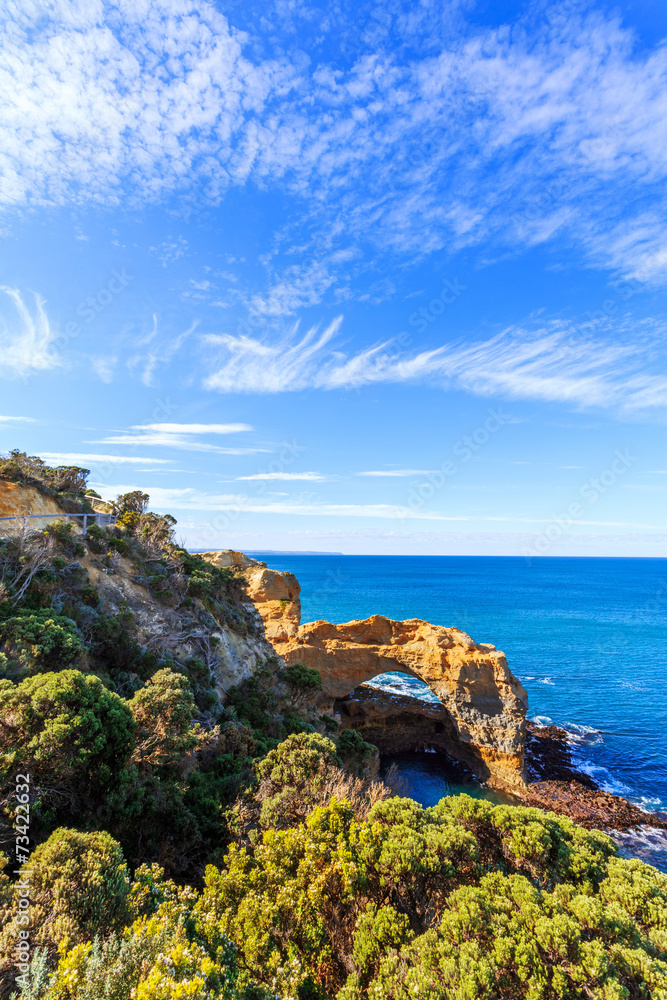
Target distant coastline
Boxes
[189,548,344,556]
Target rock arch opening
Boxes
[278,615,528,790]
[213,558,529,792]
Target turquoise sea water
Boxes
[252,554,667,869]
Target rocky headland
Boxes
[200,550,667,835]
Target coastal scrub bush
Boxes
[337,729,376,776]
[282,662,323,711]
[0,610,83,679]
[44,521,81,556]
[87,608,144,674]
[0,829,130,968]
[196,795,667,1000]
[0,670,135,832]
[130,668,200,771]
[283,663,322,693]
[30,868,268,1000]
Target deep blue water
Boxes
[252,554,667,868]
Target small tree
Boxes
[130,668,199,771]
[0,670,135,828]
[113,491,150,516]
[44,465,90,495]
[282,662,322,709]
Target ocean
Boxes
[251,553,667,870]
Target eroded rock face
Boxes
[0,480,69,535]
[243,565,301,644]
[202,552,529,790]
[198,549,261,571]
[82,553,277,698]
[275,614,528,790]
[200,552,303,645]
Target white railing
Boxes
[0,512,118,534]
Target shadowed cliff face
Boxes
[217,554,528,791]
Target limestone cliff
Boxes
[0,479,70,535]
[200,551,302,644]
[201,551,528,790]
[79,552,277,698]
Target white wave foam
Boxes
[611,825,667,865]
[538,677,555,685]
[530,715,553,727]
[576,761,631,795]
[637,796,663,808]
[560,722,604,745]
[365,673,439,704]
[522,676,536,681]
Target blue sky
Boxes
[1,0,666,555]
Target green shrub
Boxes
[44,520,77,551]
[38,865,267,1000]
[0,670,135,831]
[337,728,375,762]
[195,796,667,1000]
[187,568,215,599]
[283,663,322,693]
[0,828,130,965]
[87,610,142,673]
[130,668,199,770]
[226,670,282,740]
[253,733,342,831]
[106,536,128,556]
[0,610,83,679]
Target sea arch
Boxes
[275,614,528,790]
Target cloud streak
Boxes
[203,318,667,415]
[94,421,267,454]
[39,452,170,466]
[0,288,60,378]
[235,472,328,481]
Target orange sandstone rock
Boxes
[275,615,528,790]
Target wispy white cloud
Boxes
[236,472,327,481]
[0,415,35,423]
[39,452,170,466]
[140,423,253,435]
[126,319,198,388]
[357,469,435,477]
[203,316,667,414]
[0,288,60,378]
[94,421,265,454]
[204,317,344,393]
[82,484,667,531]
[90,357,117,384]
[3,2,667,293]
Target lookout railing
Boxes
[0,512,118,535]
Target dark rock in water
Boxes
[525,722,597,786]
[521,780,667,831]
